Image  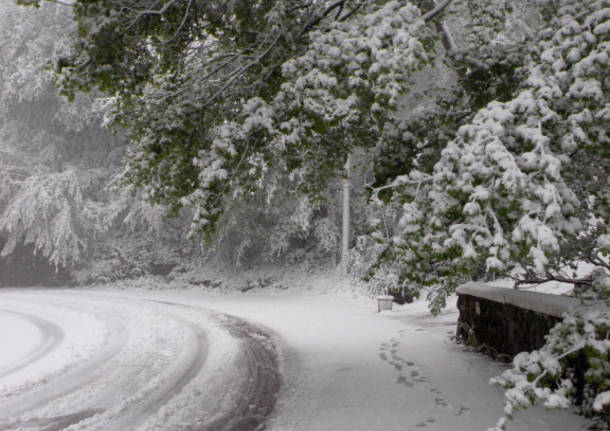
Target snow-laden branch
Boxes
[366,174,433,194]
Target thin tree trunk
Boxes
[341,154,351,276]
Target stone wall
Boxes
[456,282,592,404]
[455,282,578,357]
[456,293,561,357]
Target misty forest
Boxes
[0,0,608,430]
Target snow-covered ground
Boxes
[0,277,589,431]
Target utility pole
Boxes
[341,154,351,276]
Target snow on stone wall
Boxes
[457,282,580,318]
[456,282,596,405]
[455,282,581,358]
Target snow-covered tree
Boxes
[386,0,609,307]
[0,0,190,283]
[489,282,609,430]
[26,0,607,288]
[1,168,100,268]
[16,0,609,424]
[354,0,537,302]
[0,1,103,273]
[35,0,454,239]
[372,0,609,427]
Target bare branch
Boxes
[163,0,195,45]
[338,2,364,22]
[334,0,344,20]
[297,0,346,39]
[122,0,179,35]
[438,20,458,52]
[421,0,453,22]
[197,50,250,83]
[588,253,610,270]
[47,0,74,7]
[201,33,283,110]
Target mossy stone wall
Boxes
[456,294,562,357]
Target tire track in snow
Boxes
[0,312,127,418]
[0,310,64,379]
[138,318,208,419]
[0,292,280,431]
[104,310,209,431]
[0,408,103,431]
[0,295,128,430]
[146,299,281,431]
[207,314,280,431]
[3,295,208,431]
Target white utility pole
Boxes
[341,154,351,276]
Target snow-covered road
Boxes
[0,290,279,431]
[0,286,589,431]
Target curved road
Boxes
[0,290,280,431]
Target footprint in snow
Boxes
[390,361,403,371]
[415,418,436,428]
[378,332,428,389]
[434,397,448,407]
[379,336,472,418]
[449,403,471,416]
